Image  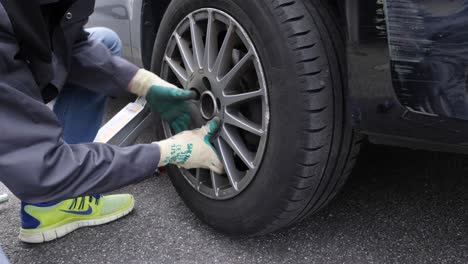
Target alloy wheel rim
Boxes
[161,8,269,200]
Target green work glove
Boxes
[146,85,196,133]
[154,117,224,174]
[129,69,196,133]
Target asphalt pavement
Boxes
[0,97,467,264]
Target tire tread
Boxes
[255,0,362,235]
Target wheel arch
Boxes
[141,0,348,69]
[141,0,172,69]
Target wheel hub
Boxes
[200,91,218,120]
[161,8,269,200]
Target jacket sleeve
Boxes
[0,17,160,203]
[66,25,139,97]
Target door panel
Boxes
[386,0,468,120]
[88,0,133,61]
[347,0,468,150]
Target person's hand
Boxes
[129,69,196,133]
[154,117,224,174]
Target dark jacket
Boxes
[0,0,160,203]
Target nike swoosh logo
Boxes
[60,206,93,215]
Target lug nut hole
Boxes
[202,77,212,91]
[216,98,222,112]
[189,88,201,100]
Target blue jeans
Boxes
[0,247,9,264]
[53,27,123,143]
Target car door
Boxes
[348,0,468,148]
[88,0,134,62]
[386,0,468,121]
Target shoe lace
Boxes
[67,194,102,210]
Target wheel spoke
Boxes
[223,89,262,106]
[189,15,205,69]
[220,51,253,86]
[215,137,241,191]
[195,169,201,190]
[220,126,255,169]
[210,171,224,197]
[175,33,195,74]
[164,55,188,87]
[204,11,217,70]
[224,110,264,136]
[213,22,235,78]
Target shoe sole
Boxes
[19,198,135,243]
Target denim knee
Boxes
[85,27,123,56]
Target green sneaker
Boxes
[19,194,134,243]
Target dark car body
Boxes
[348,0,468,153]
[88,0,468,152]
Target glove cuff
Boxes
[154,140,171,167]
[129,69,177,97]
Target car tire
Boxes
[151,0,362,235]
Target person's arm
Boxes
[66,25,139,97]
[0,15,160,204]
[0,85,161,204]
